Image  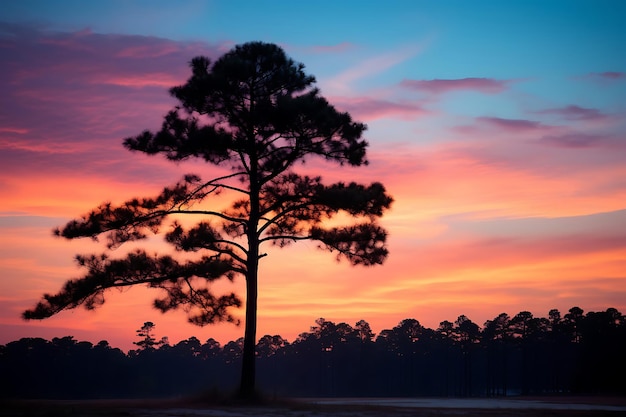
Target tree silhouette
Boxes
[133,321,166,351]
[564,306,584,343]
[355,319,375,342]
[256,334,289,358]
[22,41,392,398]
[5,306,626,398]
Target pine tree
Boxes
[23,42,392,398]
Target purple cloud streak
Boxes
[453,116,555,137]
[332,97,429,121]
[477,116,547,132]
[0,23,225,183]
[590,71,625,80]
[539,133,616,149]
[535,105,609,121]
[400,77,511,94]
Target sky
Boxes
[1,0,625,352]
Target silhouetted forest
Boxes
[2,306,625,399]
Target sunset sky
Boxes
[1,1,625,352]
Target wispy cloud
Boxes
[587,71,625,80]
[454,116,555,137]
[400,77,512,95]
[331,96,429,121]
[477,116,550,133]
[0,23,220,88]
[535,105,609,121]
[539,133,611,149]
[116,41,192,58]
[324,43,427,93]
[98,73,183,88]
[0,23,228,216]
[402,232,626,277]
[0,127,28,135]
[0,24,223,152]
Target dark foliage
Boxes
[3,306,625,399]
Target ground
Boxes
[2,397,626,417]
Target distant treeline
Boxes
[2,306,625,399]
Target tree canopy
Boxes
[23,41,392,398]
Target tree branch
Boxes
[310,223,389,266]
[23,250,241,322]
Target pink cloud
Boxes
[98,73,183,88]
[453,116,557,135]
[369,135,626,225]
[400,77,511,94]
[0,127,28,134]
[403,232,626,278]
[331,96,429,121]
[116,42,189,58]
[539,133,611,149]
[2,30,217,87]
[37,29,96,52]
[475,116,551,133]
[0,22,226,183]
[535,105,608,121]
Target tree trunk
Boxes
[240,143,260,400]
[239,256,258,399]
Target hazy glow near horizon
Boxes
[1,1,625,352]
